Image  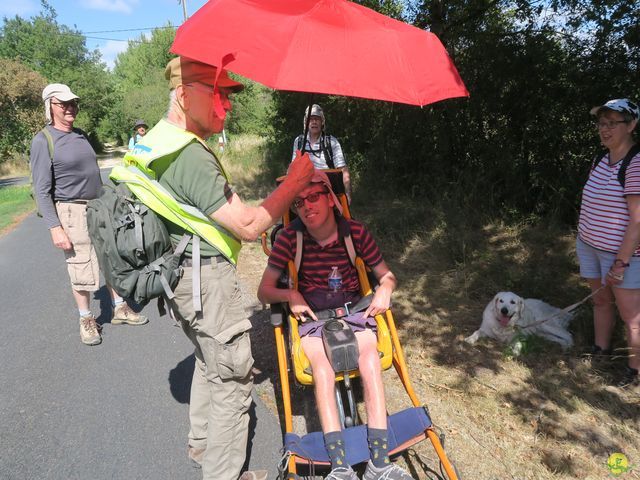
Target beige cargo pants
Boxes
[172,259,254,480]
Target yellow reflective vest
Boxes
[110,119,241,265]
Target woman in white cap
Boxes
[30,83,148,347]
[576,98,640,389]
[292,104,352,203]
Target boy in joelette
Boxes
[258,170,413,480]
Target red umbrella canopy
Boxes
[171,0,469,106]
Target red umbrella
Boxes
[171,0,468,106]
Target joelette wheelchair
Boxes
[261,170,460,479]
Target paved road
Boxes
[0,208,283,479]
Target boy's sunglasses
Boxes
[292,190,329,209]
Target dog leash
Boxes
[519,285,605,330]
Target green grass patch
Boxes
[0,186,34,232]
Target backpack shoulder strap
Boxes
[296,135,304,152]
[322,134,335,169]
[338,217,356,266]
[590,150,607,173]
[40,127,55,161]
[344,233,356,266]
[294,230,304,273]
[617,144,640,188]
[72,127,90,142]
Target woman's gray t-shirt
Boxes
[30,125,101,228]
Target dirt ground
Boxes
[236,237,640,480]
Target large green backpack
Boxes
[86,181,189,307]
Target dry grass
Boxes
[231,135,640,480]
[0,155,30,179]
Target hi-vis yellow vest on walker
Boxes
[110,119,241,265]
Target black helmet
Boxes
[133,119,148,130]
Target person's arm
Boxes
[341,166,352,204]
[128,137,135,150]
[608,194,640,285]
[211,151,314,241]
[291,136,300,162]
[363,260,397,317]
[257,266,318,321]
[30,132,72,250]
[330,137,351,203]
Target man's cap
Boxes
[590,98,639,120]
[42,83,79,102]
[164,56,244,92]
[304,104,325,127]
[133,119,148,130]
[309,169,343,215]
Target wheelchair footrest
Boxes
[283,407,432,465]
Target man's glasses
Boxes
[292,190,329,209]
[51,100,79,109]
[595,120,628,130]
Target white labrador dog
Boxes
[465,291,574,349]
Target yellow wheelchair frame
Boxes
[261,170,459,479]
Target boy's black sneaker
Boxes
[616,366,639,389]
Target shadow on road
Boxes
[169,353,195,404]
[167,353,267,474]
[242,402,259,473]
[93,286,112,326]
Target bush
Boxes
[0,58,47,159]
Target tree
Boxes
[0,58,47,158]
[267,0,638,222]
[103,25,273,144]
[0,1,113,148]
[98,26,178,144]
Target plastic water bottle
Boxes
[328,266,342,292]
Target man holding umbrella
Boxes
[124,56,313,479]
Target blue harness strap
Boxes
[283,407,432,465]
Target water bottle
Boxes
[328,266,342,292]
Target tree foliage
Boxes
[0,58,47,157]
[268,0,639,223]
[0,0,112,149]
[96,27,178,145]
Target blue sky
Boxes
[0,0,208,69]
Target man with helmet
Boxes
[292,104,352,204]
[128,119,148,150]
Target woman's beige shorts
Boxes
[56,202,100,292]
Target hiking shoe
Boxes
[187,445,204,469]
[239,471,268,480]
[584,345,612,368]
[79,314,102,346]
[589,345,612,356]
[326,465,359,480]
[363,460,415,480]
[112,303,148,325]
[616,366,640,389]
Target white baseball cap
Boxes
[42,83,79,102]
[590,98,639,120]
[303,104,325,128]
